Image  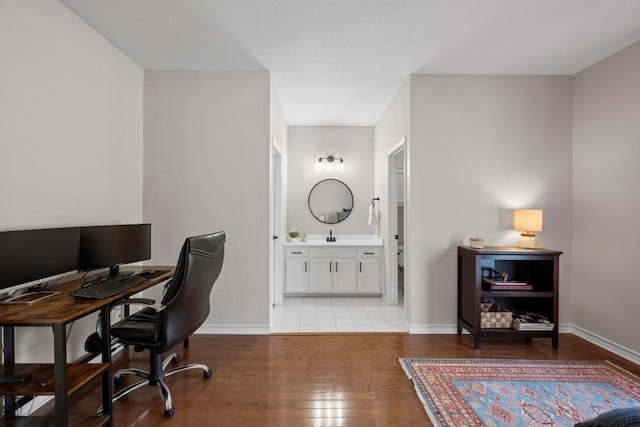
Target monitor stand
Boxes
[108,265,134,278]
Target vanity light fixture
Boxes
[514,209,543,249]
[318,155,344,164]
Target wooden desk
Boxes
[0,267,174,427]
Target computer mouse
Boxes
[142,269,156,275]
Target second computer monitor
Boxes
[78,223,151,277]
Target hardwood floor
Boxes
[42,333,640,426]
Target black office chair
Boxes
[105,231,225,417]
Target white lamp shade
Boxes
[513,209,543,232]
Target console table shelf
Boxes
[480,291,554,298]
[457,246,562,349]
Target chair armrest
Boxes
[111,298,166,313]
[95,298,165,338]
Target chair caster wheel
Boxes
[204,369,212,379]
[114,376,124,386]
[165,407,175,417]
[172,355,179,364]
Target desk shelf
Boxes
[0,364,110,426]
[0,415,110,427]
[0,267,174,426]
[0,363,108,396]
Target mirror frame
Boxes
[308,178,354,224]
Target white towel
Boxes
[368,203,378,228]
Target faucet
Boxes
[326,229,336,242]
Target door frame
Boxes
[386,137,406,310]
[270,139,284,315]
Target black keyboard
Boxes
[69,275,146,300]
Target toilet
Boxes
[397,245,404,267]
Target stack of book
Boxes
[482,277,533,291]
[511,312,555,331]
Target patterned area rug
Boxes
[400,358,640,427]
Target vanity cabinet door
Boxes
[358,248,381,293]
[358,259,381,293]
[309,258,333,292]
[309,248,358,293]
[285,258,308,293]
[284,245,381,295]
[333,259,357,293]
[309,258,357,293]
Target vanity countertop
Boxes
[284,234,383,247]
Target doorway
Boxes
[270,140,283,316]
[386,138,407,317]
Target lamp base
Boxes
[517,233,539,249]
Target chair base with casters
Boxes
[100,349,212,417]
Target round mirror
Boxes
[308,179,354,224]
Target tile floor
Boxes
[271,296,407,333]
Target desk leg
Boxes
[100,306,113,424]
[53,324,68,426]
[3,326,16,416]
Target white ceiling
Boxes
[60,0,640,125]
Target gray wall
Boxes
[374,78,410,305]
[287,126,375,235]
[406,75,573,330]
[143,71,272,331]
[0,0,144,361]
[5,0,640,360]
[571,41,640,354]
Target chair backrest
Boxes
[159,231,225,350]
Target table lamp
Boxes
[514,209,543,249]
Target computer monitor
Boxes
[77,224,151,277]
[0,227,80,291]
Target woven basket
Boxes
[480,303,513,329]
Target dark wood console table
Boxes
[457,246,562,349]
[0,267,173,426]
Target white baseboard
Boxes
[108,324,640,367]
[567,324,640,366]
[20,322,637,416]
[407,323,579,335]
[196,323,271,335]
[406,322,639,366]
[408,323,458,334]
